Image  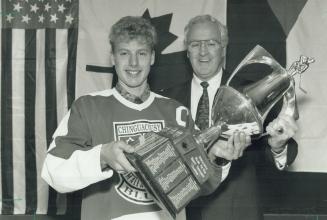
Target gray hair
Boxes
[184,14,228,47]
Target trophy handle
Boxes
[279,79,299,120]
[226,45,284,86]
[279,55,315,120]
[194,122,227,148]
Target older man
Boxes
[159,15,298,220]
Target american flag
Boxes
[1,0,326,217]
[1,0,78,215]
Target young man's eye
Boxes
[119,52,128,56]
[139,51,148,56]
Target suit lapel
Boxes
[221,69,230,85]
[184,80,192,108]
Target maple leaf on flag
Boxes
[86,9,192,90]
[142,9,177,54]
[142,10,192,90]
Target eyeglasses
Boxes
[187,40,222,50]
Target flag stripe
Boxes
[35,29,49,214]
[56,193,67,215]
[44,28,58,215]
[55,29,68,215]
[1,29,14,214]
[67,28,78,109]
[0,2,2,211]
[12,29,26,214]
[24,29,37,214]
[55,29,68,125]
[63,31,80,215]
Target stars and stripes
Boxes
[2,0,77,29]
[1,0,78,215]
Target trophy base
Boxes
[125,126,214,218]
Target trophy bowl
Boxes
[208,45,314,140]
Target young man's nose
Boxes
[129,54,139,66]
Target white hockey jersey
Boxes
[42,88,198,220]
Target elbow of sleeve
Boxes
[41,160,77,193]
[41,148,114,194]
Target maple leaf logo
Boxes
[142,9,177,55]
[142,10,192,90]
[86,9,192,90]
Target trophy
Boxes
[125,45,314,219]
[125,125,218,219]
[200,45,315,142]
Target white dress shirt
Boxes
[190,70,288,170]
[190,70,222,126]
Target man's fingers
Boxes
[115,141,136,172]
[208,132,251,161]
[112,163,124,172]
[209,140,226,158]
[232,132,241,159]
[267,119,285,136]
[227,134,234,147]
[101,141,136,172]
[116,141,135,153]
[232,132,250,159]
[278,115,298,134]
[116,151,136,172]
[210,139,234,161]
[233,132,241,148]
[239,133,251,158]
[272,121,284,133]
[245,135,251,146]
[266,114,298,149]
[267,115,297,138]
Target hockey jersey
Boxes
[41,88,197,220]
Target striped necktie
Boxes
[195,81,209,130]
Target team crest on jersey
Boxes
[113,119,164,205]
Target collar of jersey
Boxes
[115,83,150,103]
[112,88,155,111]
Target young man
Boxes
[159,15,298,220]
[41,16,250,220]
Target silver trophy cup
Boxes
[195,45,314,145]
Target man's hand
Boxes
[266,114,298,153]
[208,131,251,161]
[100,141,136,172]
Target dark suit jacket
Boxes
[157,71,298,220]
